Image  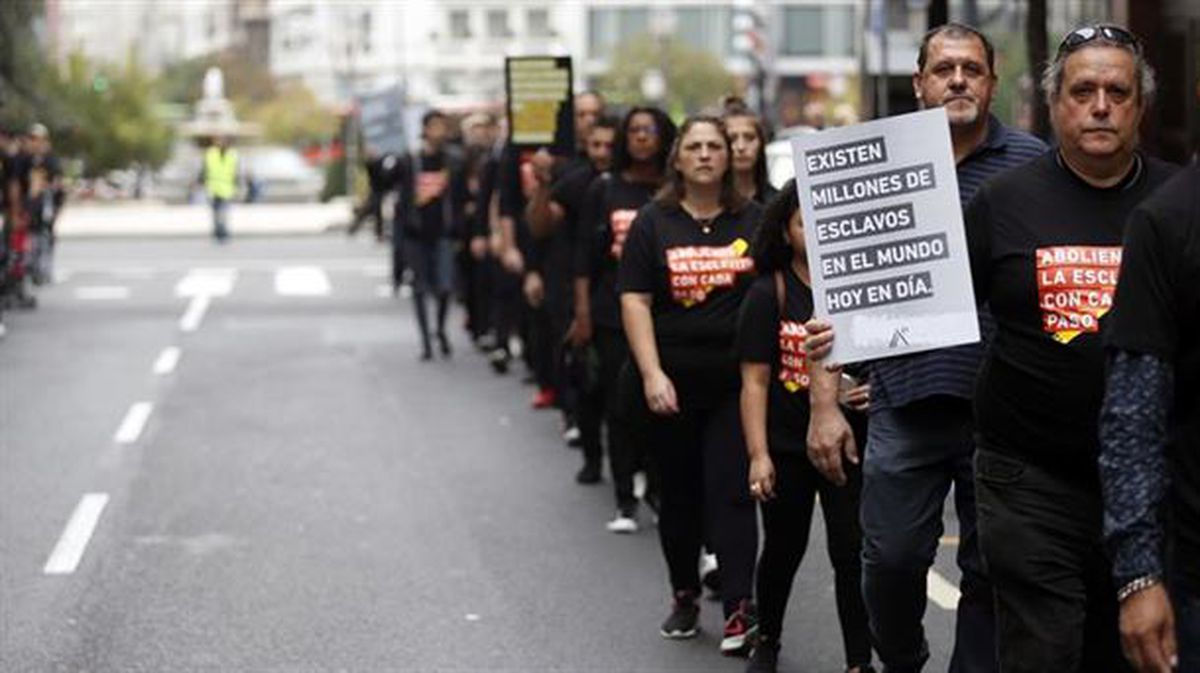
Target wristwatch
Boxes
[1117,574,1161,602]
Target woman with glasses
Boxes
[737,181,874,673]
[573,106,676,533]
[618,115,761,655]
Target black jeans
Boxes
[757,451,872,668]
[639,371,757,618]
[975,449,1130,673]
[1177,588,1200,672]
[862,397,995,673]
[578,327,640,509]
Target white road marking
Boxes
[274,266,331,297]
[74,286,130,300]
[153,347,181,375]
[44,493,110,575]
[114,402,153,444]
[374,284,393,298]
[111,267,155,279]
[179,295,211,332]
[927,569,962,610]
[465,614,481,622]
[53,269,73,283]
[175,268,237,297]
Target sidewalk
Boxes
[56,199,354,239]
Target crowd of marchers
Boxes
[349,21,1198,673]
[1,123,64,338]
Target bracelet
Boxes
[1117,574,1161,602]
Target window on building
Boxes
[360,11,372,53]
[486,9,512,39]
[587,7,651,59]
[449,9,470,39]
[781,5,855,57]
[527,8,553,37]
[675,6,733,57]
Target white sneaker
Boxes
[606,513,639,534]
[562,425,581,444]
[700,553,718,577]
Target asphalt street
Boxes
[1,234,961,672]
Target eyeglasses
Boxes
[627,124,659,137]
[1057,24,1141,57]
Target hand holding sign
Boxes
[791,108,980,364]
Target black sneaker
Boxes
[489,349,510,374]
[575,462,601,485]
[745,637,779,673]
[437,332,452,358]
[660,591,699,639]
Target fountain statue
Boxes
[179,67,261,142]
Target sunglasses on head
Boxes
[1057,24,1141,57]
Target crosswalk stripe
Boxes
[274,266,331,296]
[927,569,962,610]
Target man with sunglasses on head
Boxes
[958,24,1175,671]
[807,22,1044,673]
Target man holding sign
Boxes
[805,24,1044,673]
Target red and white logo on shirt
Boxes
[666,238,755,306]
[416,171,448,204]
[609,209,637,259]
[778,321,811,393]
[1035,245,1122,344]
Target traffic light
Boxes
[731,3,765,65]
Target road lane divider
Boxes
[153,347,181,375]
[926,569,961,610]
[43,493,110,575]
[114,402,153,444]
[179,295,211,332]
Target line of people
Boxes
[381,20,1197,673]
[1,123,64,339]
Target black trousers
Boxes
[975,449,1131,673]
[637,371,757,618]
[578,327,641,509]
[757,452,872,668]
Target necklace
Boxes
[696,216,715,234]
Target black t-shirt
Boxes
[617,199,761,380]
[965,151,1176,475]
[397,149,466,241]
[1105,162,1200,590]
[534,162,598,307]
[576,173,659,329]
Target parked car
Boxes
[153,143,323,204]
[765,125,820,189]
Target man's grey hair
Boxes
[1041,37,1157,108]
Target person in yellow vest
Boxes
[201,137,239,243]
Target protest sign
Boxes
[790,108,979,364]
[358,85,407,155]
[505,56,574,155]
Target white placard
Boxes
[790,108,979,365]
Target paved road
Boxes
[1,235,961,672]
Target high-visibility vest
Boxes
[204,147,238,200]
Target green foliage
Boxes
[596,35,737,115]
[244,83,339,146]
[49,53,174,176]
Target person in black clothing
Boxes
[526,116,618,478]
[461,114,500,346]
[722,101,775,205]
[737,181,874,673]
[618,115,760,655]
[396,110,467,361]
[1101,162,1200,673]
[574,107,675,521]
[958,26,1172,671]
[348,149,396,241]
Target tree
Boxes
[597,35,737,116]
[244,82,338,146]
[0,0,56,130]
[1026,0,1050,139]
[51,52,173,176]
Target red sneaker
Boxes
[531,387,557,409]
